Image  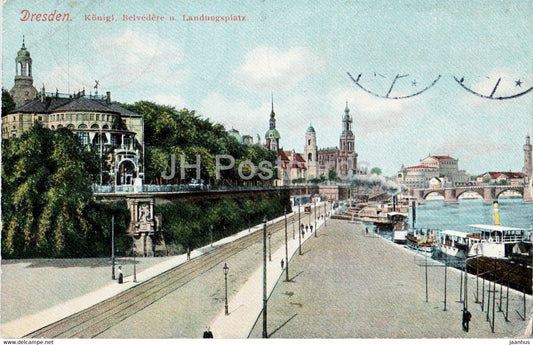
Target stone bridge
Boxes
[410,184,532,202]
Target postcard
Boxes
[1,0,532,341]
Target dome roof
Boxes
[265,128,280,139]
[306,125,315,133]
[17,48,30,58]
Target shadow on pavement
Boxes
[268,313,298,338]
[12,257,140,268]
[289,270,304,282]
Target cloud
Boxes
[236,46,323,90]
[332,87,417,137]
[148,94,187,109]
[89,29,187,89]
[431,136,511,160]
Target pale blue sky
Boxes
[2,0,532,176]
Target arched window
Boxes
[67,124,74,129]
[91,124,99,129]
[77,132,89,146]
[308,153,312,161]
[57,124,63,128]
[50,125,55,130]
[78,123,88,129]
[102,124,109,130]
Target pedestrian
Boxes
[281,259,285,270]
[117,266,123,284]
[462,309,472,332]
[365,227,368,235]
[302,230,305,237]
[203,326,213,338]
[187,248,191,261]
[305,225,309,232]
[310,225,313,232]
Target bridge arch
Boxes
[495,187,523,199]
[422,190,445,199]
[455,189,484,200]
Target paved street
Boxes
[249,219,532,338]
[1,256,170,323]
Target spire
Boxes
[270,91,275,117]
[22,35,26,49]
[345,100,349,114]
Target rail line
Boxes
[26,213,303,338]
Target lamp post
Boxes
[268,232,272,261]
[262,215,268,338]
[314,199,317,238]
[133,243,137,283]
[223,262,229,315]
[210,225,214,247]
[324,200,327,226]
[284,207,289,281]
[298,200,302,255]
[111,215,115,280]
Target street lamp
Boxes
[314,199,317,238]
[132,243,137,283]
[223,262,229,315]
[262,215,268,338]
[284,207,289,281]
[111,214,115,280]
[210,225,214,247]
[268,232,272,261]
[298,199,302,255]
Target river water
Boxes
[412,196,533,233]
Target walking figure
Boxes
[203,326,213,338]
[365,227,368,235]
[186,248,191,261]
[117,266,123,284]
[281,259,285,270]
[310,225,313,232]
[302,230,305,237]
[462,309,472,332]
[305,225,309,232]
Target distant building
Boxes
[476,172,527,185]
[2,39,144,188]
[398,155,469,189]
[303,124,319,179]
[227,128,254,145]
[317,102,358,180]
[524,135,532,180]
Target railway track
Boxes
[26,214,301,338]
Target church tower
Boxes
[524,135,532,180]
[10,37,37,107]
[338,101,358,178]
[304,123,318,179]
[264,94,280,152]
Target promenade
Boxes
[2,208,531,339]
[249,219,532,338]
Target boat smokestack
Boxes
[493,201,500,225]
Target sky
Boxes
[2,0,532,176]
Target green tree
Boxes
[2,89,16,115]
[370,167,382,175]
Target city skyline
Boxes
[2,0,532,176]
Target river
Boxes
[412,196,532,232]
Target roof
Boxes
[277,149,290,161]
[468,224,529,232]
[430,155,455,160]
[54,97,119,113]
[440,230,472,238]
[306,125,315,133]
[405,165,434,170]
[8,96,139,118]
[294,153,306,163]
[478,171,526,179]
[265,128,280,139]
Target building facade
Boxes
[524,135,532,180]
[2,41,144,188]
[317,102,358,180]
[398,155,469,189]
[303,124,319,179]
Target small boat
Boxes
[406,229,435,253]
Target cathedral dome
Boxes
[265,128,280,139]
[17,48,30,58]
[306,125,315,133]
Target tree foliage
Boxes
[1,125,130,258]
[2,89,16,115]
[121,101,277,185]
